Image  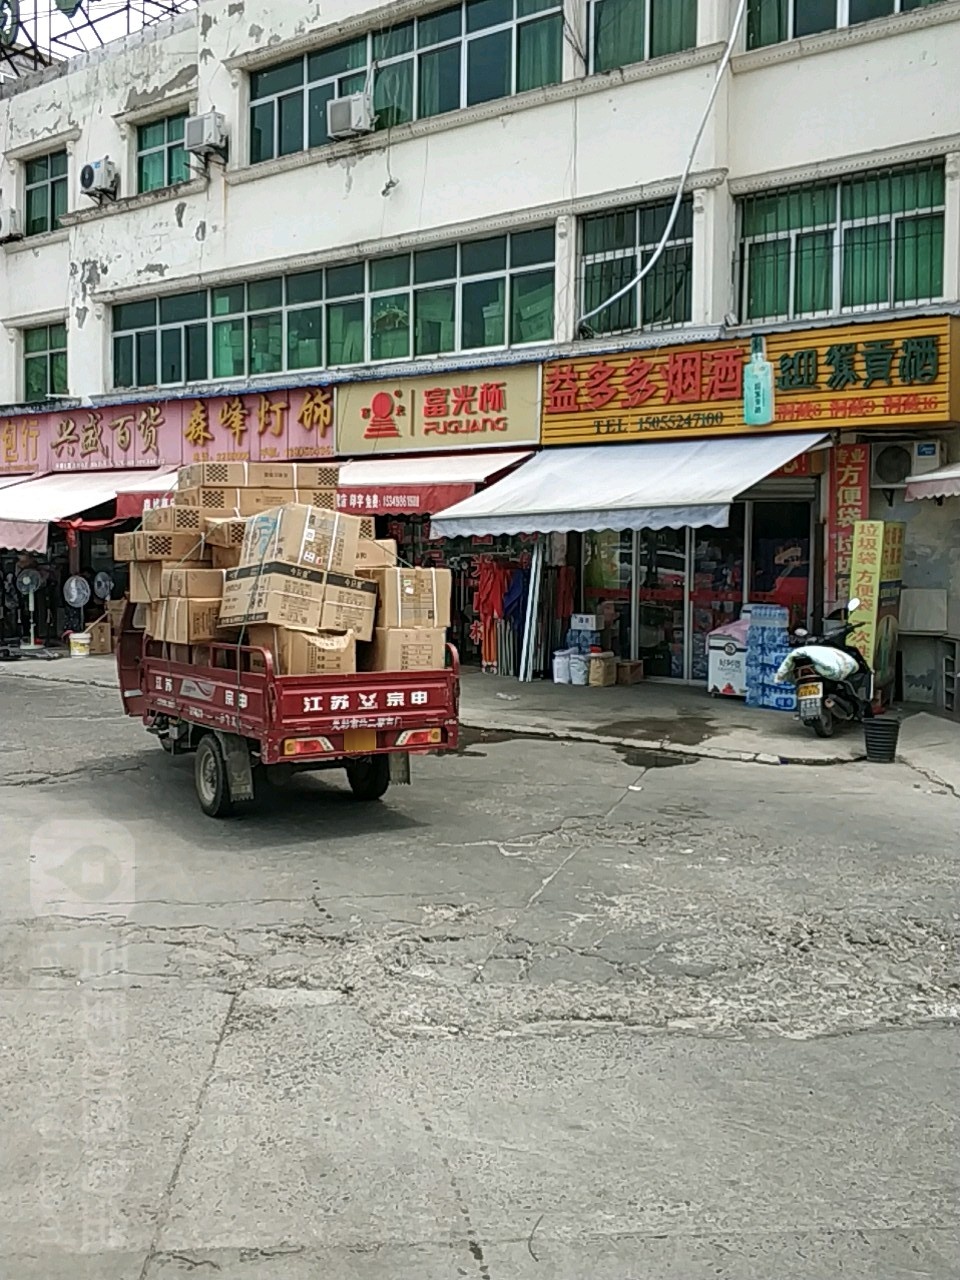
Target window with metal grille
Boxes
[24,151,68,237]
[579,197,693,336]
[589,0,697,72]
[112,229,555,389]
[136,114,190,193]
[736,160,945,322]
[23,323,68,402]
[249,0,563,164]
[747,0,943,50]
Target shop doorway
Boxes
[586,498,816,683]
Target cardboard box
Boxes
[365,567,451,629]
[204,517,246,548]
[114,532,138,561]
[362,627,447,672]
[318,572,376,641]
[294,487,337,511]
[211,544,241,570]
[88,616,113,655]
[248,462,296,489]
[178,461,255,490]
[356,538,398,568]
[176,486,248,512]
[220,562,376,639]
[160,567,225,599]
[143,503,209,533]
[246,625,356,676]
[293,462,339,489]
[359,517,375,540]
[616,660,644,685]
[129,560,167,604]
[570,613,598,631]
[240,504,361,574]
[135,531,209,562]
[159,597,223,644]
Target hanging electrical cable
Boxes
[578,0,748,332]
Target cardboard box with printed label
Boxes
[220,562,376,638]
[160,567,225,599]
[364,567,452,629]
[178,461,255,490]
[240,504,361,574]
[158,597,223,644]
[142,504,213,534]
[176,486,271,515]
[247,462,296,489]
[246,625,356,676]
[362,627,447,672]
[113,532,138,561]
[129,561,169,604]
[134,531,209,562]
[87,616,113,655]
[204,516,246,547]
[356,538,398,569]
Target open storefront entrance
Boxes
[431,433,827,682]
[585,490,817,680]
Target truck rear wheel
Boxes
[195,735,234,818]
[346,755,390,802]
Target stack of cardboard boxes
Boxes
[114,463,450,676]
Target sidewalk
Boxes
[3,651,959,787]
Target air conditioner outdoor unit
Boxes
[870,439,943,489]
[184,111,227,156]
[80,157,118,198]
[327,92,375,139]
[0,208,23,242]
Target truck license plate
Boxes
[344,728,377,753]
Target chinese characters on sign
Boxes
[0,386,334,474]
[848,521,905,697]
[337,366,539,454]
[541,317,955,444]
[827,444,871,605]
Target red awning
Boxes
[336,450,532,517]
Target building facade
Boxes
[0,0,958,703]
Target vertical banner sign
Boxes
[848,521,906,698]
[743,336,774,426]
[827,444,871,605]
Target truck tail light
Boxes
[283,736,335,756]
[396,727,443,747]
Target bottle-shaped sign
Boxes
[743,335,774,426]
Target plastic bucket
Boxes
[552,650,572,684]
[69,632,91,658]
[569,653,590,686]
[863,716,900,763]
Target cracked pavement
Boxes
[1,678,958,1279]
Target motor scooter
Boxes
[786,598,874,738]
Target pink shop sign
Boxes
[0,386,335,474]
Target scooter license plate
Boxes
[797,682,822,700]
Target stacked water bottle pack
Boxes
[745,604,797,712]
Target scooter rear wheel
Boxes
[809,705,835,738]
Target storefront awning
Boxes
[430,433,829,538]
[906,462,960,502]
[0,467,173,553]
[337,450,532,516]
[113,467,179,518]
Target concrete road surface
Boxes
[1,676,957,1279]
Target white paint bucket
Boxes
[69,632,91,658]
[552,650,572,683]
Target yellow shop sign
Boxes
[541,316,956,445]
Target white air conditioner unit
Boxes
[80,157,118,198]
[184,111,227,156]
[870,439,943,489]
[327,92,375,140]
[0,208,23,242]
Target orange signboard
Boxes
[541,316,956,445]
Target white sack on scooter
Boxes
[775,646,859,684]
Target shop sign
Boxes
[541,316,956,445]
[826,443,872,605]
[848,520,905,695]
[0,386,335,475]
[336,365,540,455]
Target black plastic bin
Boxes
[864,716,900,763]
